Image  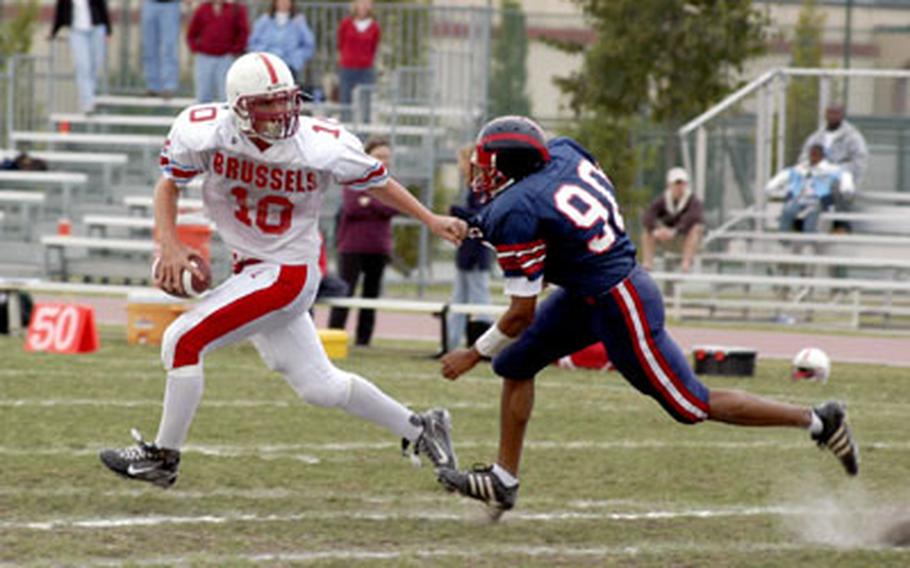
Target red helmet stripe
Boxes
[480,132,551,161]
[257,53,279,85]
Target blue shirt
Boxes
[476,137,636,298]
[247,14,315,73]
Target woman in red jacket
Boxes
[187,0,249,103]
[336,0,380,122]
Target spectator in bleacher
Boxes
[247,0,315,84]
[51,0,112,114]
[445,145,493,352]
[140,0,181,98]
[767,143,855,234]
[799,104,868,232]
[328,137,397,346]
[336,0,381,122]
[640,167,704,273]
[187,0,250,103]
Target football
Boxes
[152,253,212,298]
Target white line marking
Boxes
[1,439,907,459]
[0,487,692,511]
[9,541,892,567]
[0,504,828,531]
[4,396,910,416]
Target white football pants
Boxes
[154,261,420,449]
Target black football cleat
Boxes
[403,408,458,471]
[437,464,518,521]
[812,401,859,476]
[99,428,181,488]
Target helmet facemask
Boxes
[234,88,303,141]
[470,147,513,203]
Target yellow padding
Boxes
[126,302,188,346]
[318,329,349,360]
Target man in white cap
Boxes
[640,167,704,273]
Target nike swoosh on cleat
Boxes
[127,464,159,476]
[431,440,449,464]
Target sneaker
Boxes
[812,401,859,476]
[99,428,181,488]
[402,408,458,471]
[437,464,518,521]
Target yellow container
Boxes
[318,329,349,359]
[126,291,190,346]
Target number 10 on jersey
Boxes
[230,187,294,235]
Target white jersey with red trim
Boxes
[160,104,389,265]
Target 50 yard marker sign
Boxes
[24,303,99,354]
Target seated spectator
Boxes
[328,137,397,346]
[0,150,48,172]
[187,0,249,103]
[766,144,854,234]
[247,0,315,83]
[640,167,704,273]
[799,104,867,233]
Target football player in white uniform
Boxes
[100,52,462,488]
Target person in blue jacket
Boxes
[766,143,854,233]
[247,0,315,82]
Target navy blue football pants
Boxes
[493,267,710,424]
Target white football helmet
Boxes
[226,52,302,140]
[791,347,830,383]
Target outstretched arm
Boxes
[367,178,467,245]
[441,295,537,380]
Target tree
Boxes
[0,0,39,60]
[552,0,767,208]
[489,0,531,117]
[786,0,825,163]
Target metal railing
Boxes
[678,67,910,227]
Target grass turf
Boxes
[1,332,909,566]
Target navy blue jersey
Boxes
[476,137,636,297]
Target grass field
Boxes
[2,330,909,566]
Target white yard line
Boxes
[0,504,829,531]
[4,396,910,416]
[8,541,887,567]
[0,438,907,458]
[0,487,668,510]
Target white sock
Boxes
[343,374,422,441]
[492,463,519,487]
[808,410,824,435]
[155,367,204,450]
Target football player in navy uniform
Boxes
[438,116,860,519]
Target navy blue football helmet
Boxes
[471,116,550,201]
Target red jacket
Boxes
[187,2,249,57]
[336,16,380,69]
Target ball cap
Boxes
[666,167,689,185]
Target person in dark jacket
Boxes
[640,167,704,273]
[187,0,249,103]
[51,0,112,114]
[446,145,493,351]
[328,137,397,346]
